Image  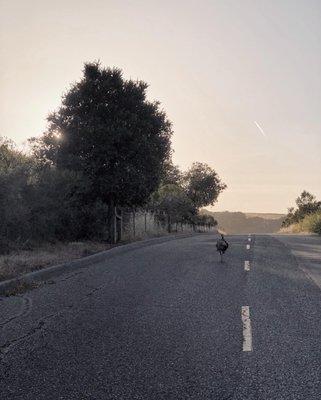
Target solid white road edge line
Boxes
[246,244,250,250]
[242,306,253,352]
[244,261,250,271]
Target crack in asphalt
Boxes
[0,313,56,359]
[0,283,106,361]
[0,296,32,328]
[0,280,200,362]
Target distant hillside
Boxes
[245,213,285,220]
[201,210,285,234]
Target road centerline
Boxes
[244,261,250,271]
[241,306,253,352]
[246,244,250,250]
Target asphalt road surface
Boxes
[1,233,321,399]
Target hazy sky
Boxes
[1,0,320,213]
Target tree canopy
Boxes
[32,62,172,209]
[183,162,227,209]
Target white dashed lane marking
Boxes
[242,306,253,351]
[243,236,253,351]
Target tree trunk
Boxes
[133,210,136,238]
[167,214,171,233]
[107,200,116,244]
[115,207,122,242]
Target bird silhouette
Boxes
[216,234,229,262]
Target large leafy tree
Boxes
[183,162,226,209]
[295,191,320,215]
[32,62,172,242]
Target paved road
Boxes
[274,234,321,290]
[1,233,321,399]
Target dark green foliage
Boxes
[312,215,321,234]
[282,191,321,227]
[0,137,110,252]
[183,162,226,209]
[150,161,225,232]
[32,62,172,209]
[160,160,183,186]
[30,62,172,242]
[27,167,99,241]
[150,184,196,232]
[0,138,34,252]
[191,213,217,231]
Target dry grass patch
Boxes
[3,280,42,297]
[0,241,113,282]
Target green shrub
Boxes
[310,212,321,234]
[300,212,321,234]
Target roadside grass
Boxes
[280,211,321,235]
[0,241,113,283]
[2,280,42,297]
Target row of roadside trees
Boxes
[0,62,226,251]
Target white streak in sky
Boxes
[254,121,266,137]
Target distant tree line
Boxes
[282,191,321,234]
[0,62,226,252]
